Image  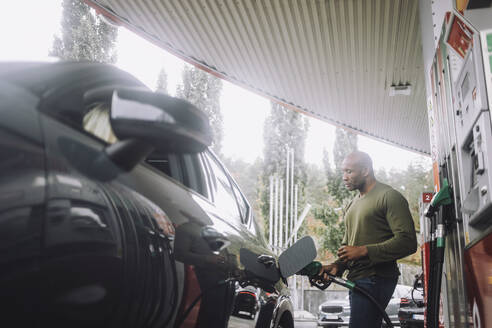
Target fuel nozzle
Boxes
[297,261,332,290]
[297,261,357,291]
[425,178,452,218]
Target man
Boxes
[321,151,417,328]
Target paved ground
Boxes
[294,310,317,328]
[228,309,318,328]
[294,320,317,328]
[228,315,256,328]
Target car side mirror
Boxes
[110,88,212,153]
[414,274,424,289]
[84,87,213,175]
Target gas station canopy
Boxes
[87,0,430,155]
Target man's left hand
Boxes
[337,245,368,262]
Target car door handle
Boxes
[201,226,230,251]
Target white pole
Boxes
[292,183,298,310]
[285,147,289,246]
[300,273,304,310]
[274,177,279,249]
[294,183,299,309]
[290,149,295,246]
[269,175,273,247]
[279,179,284,251]
[287,203,311,246]
[294,184,298,226]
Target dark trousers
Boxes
[349,275,398,328]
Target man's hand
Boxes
[318,263,338,281]
[337,245,368,262]
[206,254,228,270]
[206,254,225,264]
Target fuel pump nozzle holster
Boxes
[425,179,452,218]
[423,178,453,328]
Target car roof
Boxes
[0,61,143,94]
[0,61,146,126]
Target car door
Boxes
[138,148,280,328]
[35,78,178,328]
[39,111,129,327]
[201,151,289,328]
[137,149,239,328]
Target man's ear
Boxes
[362,166,370,177]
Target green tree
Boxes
[305,163,327,207]
[316,128,358,259]
[376,159,433,232]
[156,67,168,94]
[176,66,223,154]
[222,157,264,229]
[51,0,117,63]
[222,157,262,209]
[326,128,358,204]
[260,102,309,241]
[373,160,432,266]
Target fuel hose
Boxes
[328,275,394,328]
[300,262,393,327]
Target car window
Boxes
[145,151,208,198]
[204,152,242,223]
[231,182,250,225]
[181,154,207,197]
[145,152,182,180]
[82,103,210,198]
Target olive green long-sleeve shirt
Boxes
[337,182,417,281]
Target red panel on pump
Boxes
[421,192,433,328]
[447,16,474,59]
[422,243,431,328]
[464,233,492,328]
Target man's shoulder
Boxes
[375,182,408,205]
[373,182,394,195]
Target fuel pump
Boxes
[424,178,453,328]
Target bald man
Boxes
[321,151,417,328]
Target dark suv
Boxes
[0,61,293,328]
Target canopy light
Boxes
[389,84,412,96]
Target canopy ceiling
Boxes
[87,0,430,154]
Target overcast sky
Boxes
[1,0,430,171]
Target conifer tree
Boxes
[316,128,358,257]
[260,102,309,242]
[51,0,117,63]
[156,68,168,94]
[176,66,223,154]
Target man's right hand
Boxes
[319,263,338,280]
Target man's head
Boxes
[341,151,375,192]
